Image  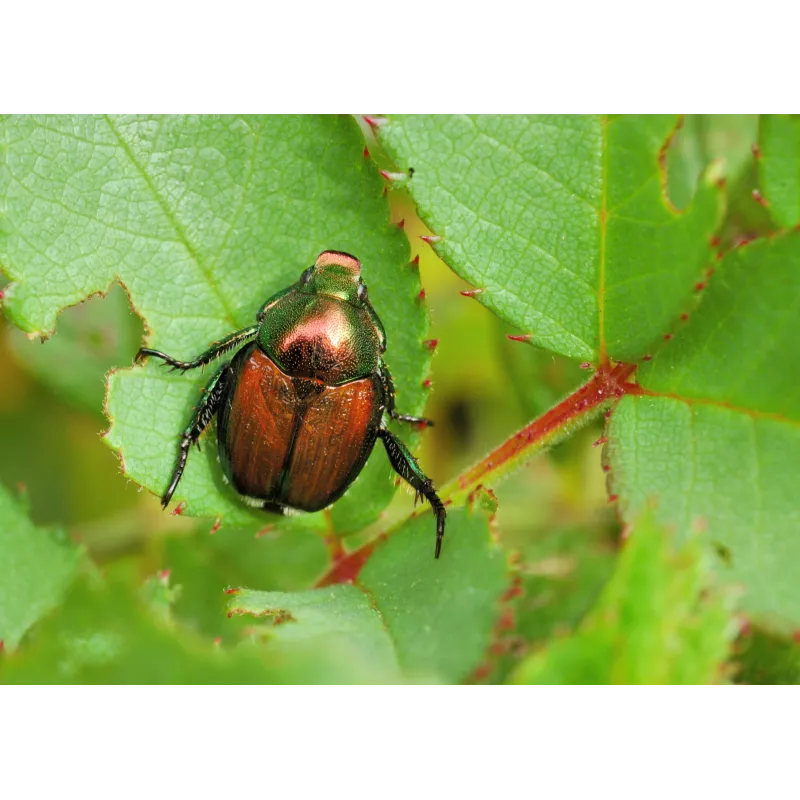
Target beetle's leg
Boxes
[136,325,258,373]
[378,428,446,558]
[162,363,230,509]
[378,360,434,427]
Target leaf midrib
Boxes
[103,115,239,329]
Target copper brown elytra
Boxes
[137,251,446,557]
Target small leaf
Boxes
[510,512,735,684]
[758,114,800,228]
[608,232,800,630]
[0,482,81,650]
[379,115,720,362]
[229,505,509,683]
[229,584,404,681]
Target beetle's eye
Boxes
[300,267,313,286]
[357,281,368,302]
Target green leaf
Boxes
[0,482,81,650]
[229,584,404,681]
[758,115,800,228]
[0,115,430,531]
[379,115,720,362]
[0,578,391,684]
[6,284,142,416]
[510,512,734,684]
[607,232,800,630]
[162,521,330,642]
[228,504,509,683]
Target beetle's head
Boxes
[300,250,370,307]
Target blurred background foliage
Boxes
[0,114,796,682]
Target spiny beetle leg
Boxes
[136,325,258,372]
[162,363,230,509]
[378,428,446,558]
[378,360,435,428]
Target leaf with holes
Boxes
[228,505,509,683]
[607,232,800,631]
[0,482,81,650]
[6,284,142,417]
[0,115,430,532]
[378,115,721,364]
[510,512,735,685]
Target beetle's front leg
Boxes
[378,428,446,558]
[162,363,231,508]
[379,361,434,427]
[137,325,258,373]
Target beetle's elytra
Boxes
[137,250,446,557]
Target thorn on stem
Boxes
[506,334,532,343]
[171,501,186,516]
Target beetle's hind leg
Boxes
[161,363,231,509]
[136,325,258,373]
[378,428,446,558]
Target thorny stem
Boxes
[317,361,640,586]
[440,360,638,505]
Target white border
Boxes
[2,690,796,797]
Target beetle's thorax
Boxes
[258,291,382,385]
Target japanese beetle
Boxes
[137,250,446,557]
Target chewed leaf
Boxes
[229,584,404,681]
[379,115,721,363]
[0,116,431,530]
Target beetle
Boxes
[136,250,446,557]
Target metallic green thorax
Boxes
[256,251,386,385]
